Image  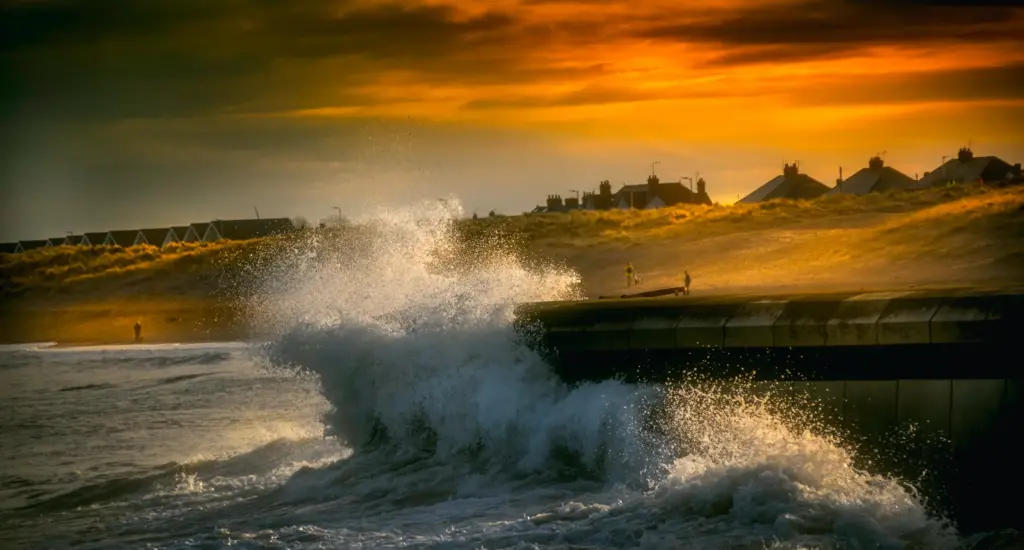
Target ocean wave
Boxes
[236,199,962,548]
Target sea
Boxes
[1,200,1019,549]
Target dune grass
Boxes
[1,183,1021,299]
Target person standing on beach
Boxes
[134,321,143,343]
[625,263,634,287]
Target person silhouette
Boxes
[133,321,143,343]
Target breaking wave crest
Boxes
[255,199,960,548]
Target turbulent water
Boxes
[0,200,1012,549]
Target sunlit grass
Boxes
[1,183,1021,298]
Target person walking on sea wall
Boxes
[684,270,692,295]
[625,263,635,287]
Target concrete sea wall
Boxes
[513,288,1024,532]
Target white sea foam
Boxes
[252,198,960,548]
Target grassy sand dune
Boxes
[1,184,1022,344]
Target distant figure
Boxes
[634,272,643,286]
[684,271,692,295]
[625,263,634,287]
[133,321,143,343]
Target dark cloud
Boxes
[0,0,522,120]
[799,62,1024,105]
[638,0,1023,64]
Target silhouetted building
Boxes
[84,232,108,246]
[615,175,713,209]
[46,237,68,247]
[825,156,917,196]
[135,228,173,247]
[165,226,190,246]
[181,223,207,243]
[582,180,615,210]
[0,242,23,254]
[916,148,1021,188]
[737,163,830,204]
[63,235,89,246]
[104,230,142,247]
[19,240,49,251]
[201,218,295,242]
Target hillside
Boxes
[1,183,1022,345]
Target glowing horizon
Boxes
[1,0,1022,240]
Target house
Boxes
[615,175,713,209]
[104,230,142,247]
[581,181,616,210]
[164,226,190,247]
[65,235,89,246]
[134,228,173,247]
[824,156,918,196]
[19,240,50,251]
[0,242,23,254]
[737,164,830,204]
[180,223,207,243]
[201,218,295,242]
[84,232,108,246]
[916,148,1021,188]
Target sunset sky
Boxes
[1,0,1022,240]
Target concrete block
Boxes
[931,295,1021,344]
[724,300,788,348]
[826,292,911,346]
[774,300,845,347]
[675,303,743,348]
[630,317,678,350]
[578,321,631,351]
[896,379,951,436]
[544,325,592,354]
[950,379,1005,451]
[843,380,898,438]
[877,296,945,345]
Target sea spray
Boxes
[248,198,959,548]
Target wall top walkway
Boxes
[513,287,1024,349]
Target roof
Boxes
[916,155,1019,188]
[738,173,829,204]
[65,235,88,245]
[206,218,295,240]
[0,242,21,253]
[20,240,49,250]
[653,182,711,206]
[169,226,189,238]
[47,237,68,246]
[105,230,141,246]
[84,232,108,245]
[617,181,711,207]
[137,228,171,246]
[825,165,917,196]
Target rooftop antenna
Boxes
[569,189,580,200]
[680,176,693,191]
[877,150,887,160]
[253,206,260,220]
[651,161,660,176]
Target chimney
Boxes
[783,163,799,177]
[599,180,612,196]
[696,177,706,197]
[546,194,563,210]
[868,156,884,170]
[958,147,973,163]
[647,174,660,198]
[564,196,579,209]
